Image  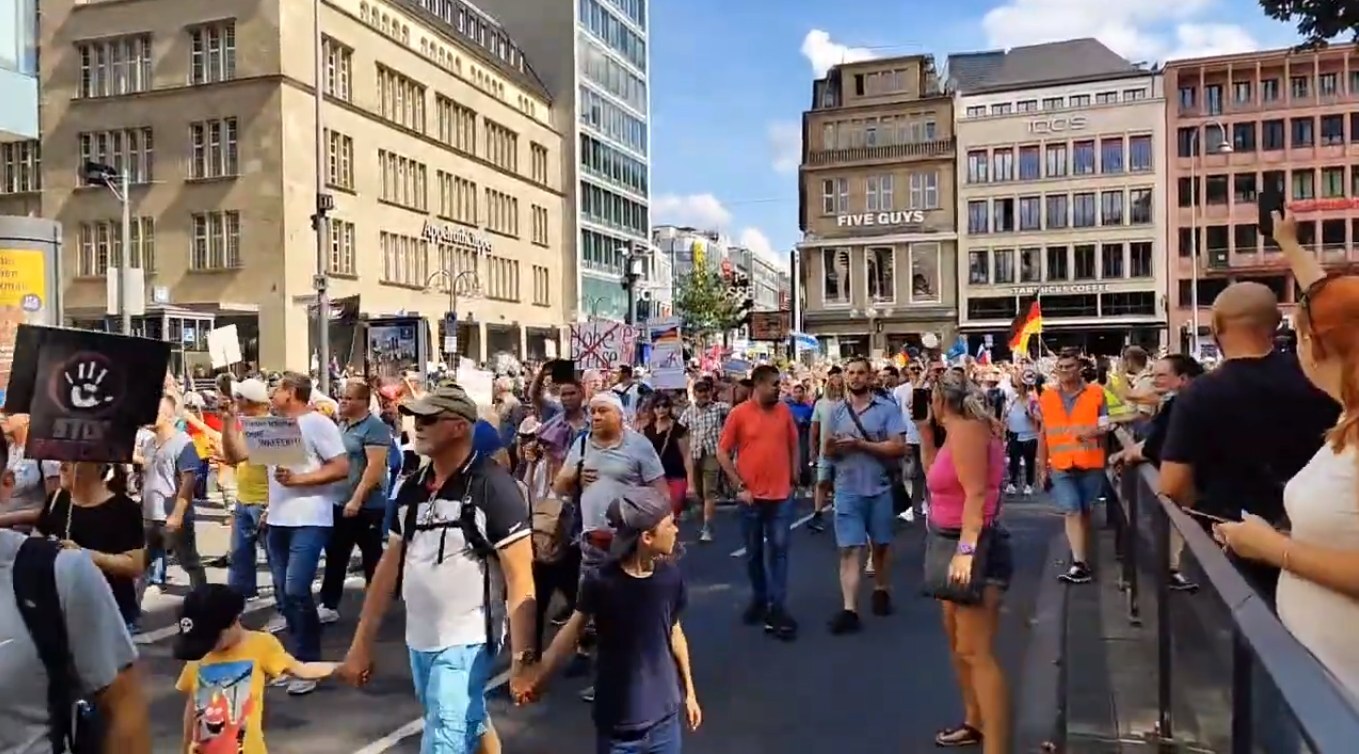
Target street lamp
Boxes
[81,161,132,335]
[424,267,480,377]
[311,0,336,394]
[1188,120,1232,356]
[581,295,608,320]
[622,245,649,326]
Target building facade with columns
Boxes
[797,54,959,358]
[950,38,1169,358]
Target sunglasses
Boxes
[1300,273,1343,319]
[412,414,466,428]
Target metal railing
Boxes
[1104,429,1359,752]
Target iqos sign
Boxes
[1028,116,1088,134]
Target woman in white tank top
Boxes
[1217,213,1359,701]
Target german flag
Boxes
[1009,300,1043,356]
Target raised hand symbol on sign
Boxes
[65,360,114,409]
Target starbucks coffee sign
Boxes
[422,220,492,253]
[835,210,926,229]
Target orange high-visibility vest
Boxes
[1039,383,1106,471]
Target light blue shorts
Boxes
[408,643,493,754]
[832,489,895,548]
[1051,469,1106,514]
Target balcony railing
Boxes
[805,137,956,166]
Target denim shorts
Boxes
[832,489,894,548]
[408,643,493,754]
[1050,468,1106,513]
[816,458,834,484]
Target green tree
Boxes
[1259,0,1359,46]
[672,266,744,341]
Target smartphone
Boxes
[548,359,576,384]
[1258,186,1285,239]
[1181,508,1231,525]
[911,388,931,421]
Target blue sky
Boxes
[646,0,1300,269]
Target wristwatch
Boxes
[956,542,977,556]
[514,649,539,666]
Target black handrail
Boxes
[1106,429,1359,752]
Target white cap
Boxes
[231,378,270,404]
[588,391,625,414]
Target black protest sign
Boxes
[8,326,170,462]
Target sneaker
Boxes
[1058,562,1093,584]
[1169,570,1200,592]
[806,510,826,533]
[269,674,292,688]
[1022,485,1034,496]
[317,606,341,625]
[286,679,317,696]
[1005,483,1017,495]
[579,685,595,703]
[699,526,713,543]
[264,614,287,633]
[897,508,915,523]
[828,609,861,635]
[741,600,767,626]
[870,589,893,617]
[765,609,798,641]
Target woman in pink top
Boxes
[918,370,1011,753]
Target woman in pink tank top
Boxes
[917,370,1011,753]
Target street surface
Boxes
[134,495,1062,753]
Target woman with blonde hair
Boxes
[918,370,1011,752]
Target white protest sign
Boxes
[206,325,243,369]
[459,367,494,407]
[648,342,686,389]
[241,416,307,466]
[569,322,639,370]
[544,340,557,358]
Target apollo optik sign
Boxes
[834,210,926,228]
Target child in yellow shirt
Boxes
[174,585,338,754]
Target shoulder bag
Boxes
[844,400,911,515]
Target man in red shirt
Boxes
[717,364,800,641]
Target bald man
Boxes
[1158,282,1337,603]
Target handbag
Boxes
[844,402,911,514]
[921,525,996,606]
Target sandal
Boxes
[935,723,983,748]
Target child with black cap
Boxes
[173,584,339,753]
[520,486,702,752]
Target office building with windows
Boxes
[796,54,958,358]
[1,0,40,192]
[14,0,570,369]
[1165,47,1359,352]
[950,39,1168,356]
[474,0,651,321]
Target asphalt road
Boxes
[134,495,1063,753]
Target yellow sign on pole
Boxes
[0,249,48,402]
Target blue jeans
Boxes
[596,712,683,754]
[143,517,206,589]
[832,489,894,548]
[1050,468,1106,513]
[409,643,493,754]
[228,505,269,599]
[739,497,794,611]
[265,525,330,661]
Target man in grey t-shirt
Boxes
[136,396,206,594]
[557,393,667,542]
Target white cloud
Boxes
[801,29,877,77]
[767,121,802,175]
[979,0,1258,63]
[652,193,732,229]
[737,227,787,269]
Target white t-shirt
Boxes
[265,411,347,528]
[892,383,922,445]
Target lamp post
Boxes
[1188,120,1232,356]
[581,295,607,321]
[622,245,648,326]
[311,0,335,394]
[424,267,480,378]
[81,161,132,334]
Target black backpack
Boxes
[13,537,104,754]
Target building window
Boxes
[1293,169,1316,200]
[1100,138,1124,174]
[437,97,478,154]
[1073,244,1097,279]
[1123,89,1147,101]
[325,129,354,189]
[1234,173,1259,203]
[378,149,428,211]
[485,188,520,236]
[965,106,985,118]
[994,198,1015,233]
[1016,99,1038,112]
[1041,97,1064,110]
[380,231,429,287]
[532,264,551,306]
[189,22,236,85]
[1095,91,1117,104]
[822,248,850,304]
[1018,146,1041,180]
[1100,191,1123,225]
[485,256,521,302]
[77,34,153,98]
[377,64,427,133]
[866,175,894,211]
[1291,75,1310,99]
[485,119,519,172]
[1129,188,1153,224]
[1020,247,1041,282]
[867,247,895,302]
[1205,84,1223,115]
[1101,243,1124,279]
[77,217,155,276]
[322,36,353,101]
[1129,242,1153,277]
[1177,127,1198,157]
[822,178,848,214]
[580,134,647,196]
[437,172,478,223]
[530,142,549,184]
[990,103,1012,116]
[992,148,1014,182]
[1321,114,1345,145]
[190,211,241,270]
[328,219,356,276]
[189,118,239,179]
[1291,117,1314,147]
[1072,140,1096,175]
[1322,166,1346,198]
[968,250,989,285]
[531,204,550,246]
[1045,194,1068,229]
[1072,192,1097,228]
[1235,223,1259,253]
[1178,86,1196,110]
[909,243,940,303]
[1128,135,1152,172]
[1262,119,1285,150]
[0,141,40,194]
[1262,78,1280,101]
[1045,144,1067,177]
[967,200,990,234]
[1233,81,1252,105]
[1018,196,1041,231]
[994,249,1014,284]
[1232,122,1257,152]
[1046,246,1069,281]
[908,171,938,210]
[78,127,155,184]
[967,150,988,183]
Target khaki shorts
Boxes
[692,454,722,502]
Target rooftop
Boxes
[947,38,1148,95]
[395,0,551,101]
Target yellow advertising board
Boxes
[0,249,48,402]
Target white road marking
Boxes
[729,509,819,558]
[133,576,363,644]
[351,668,512,753]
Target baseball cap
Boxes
[174,584,246,661]
[231,378,270,404]
[398,382,479,422]
[604,486,673,561]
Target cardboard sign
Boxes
[748,311,791,341]
[240,416,307,466]
[569,322,638,370]
[8,325,170,462]
[206,325,243,368]
[647,342,686,389]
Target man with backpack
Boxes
[0,435,153,753]
[336,382,539,754]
